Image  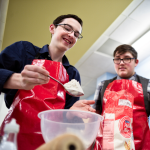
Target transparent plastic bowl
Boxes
[38,109,103,149]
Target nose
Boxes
[68,31,75,38]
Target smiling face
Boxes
[49,18,82,52]
[114,52,139,78]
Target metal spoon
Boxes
[48,75,84,97]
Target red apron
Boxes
[1,59,69,150]
[94,79,150,150]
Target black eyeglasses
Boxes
[113,58,135,64]
[55,24,83,40]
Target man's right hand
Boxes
[66,100,96,119]
[4,65,50,90]
[70,100,96,112]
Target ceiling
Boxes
[1,0,150,99]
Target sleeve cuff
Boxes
[0,69,15,94]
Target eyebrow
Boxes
[115,55,131,58]
[66,24,81,34]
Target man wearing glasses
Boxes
[92,44,150,150]
[0,14,87,110]
[0,14,95,150]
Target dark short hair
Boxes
[113,44,137,59]
[53,14,83,27]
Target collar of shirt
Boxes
[39,44,70,67]
[117,73,137,81]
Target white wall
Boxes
[135,55,150,79]
[86,72,116,100]
[0,0,9,51]
[0,0,10,126]
[0,93,9,125]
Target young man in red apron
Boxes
[0,14,95,150]
[92,45,150,150]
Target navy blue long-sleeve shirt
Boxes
[0,41,81,109]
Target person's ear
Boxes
[135,59,139,67]
[49,24,55,34]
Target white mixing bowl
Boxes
[38,109,103,149]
